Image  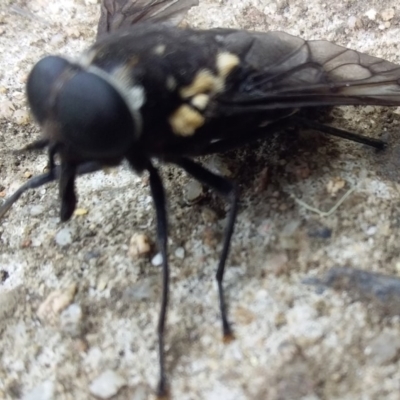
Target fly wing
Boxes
[97,0,198,37]
[218,30,400,111]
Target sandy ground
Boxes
[1,0,400,399]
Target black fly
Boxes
[2,0,400,397]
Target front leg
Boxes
[146,163,170,399]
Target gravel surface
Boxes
[1,0,400,399]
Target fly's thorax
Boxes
[78,29,242,149]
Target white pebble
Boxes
[55,227,73,246]
[30,205,45,217]
[347,16,357,29]
[151,252,163,266]
[184,179,204,204]
[60,303,83,337]
[50,33,65,46]
[365,9,377,20]
[174,247,185,259]
[206,155,232,177]
[22,380,54,400]
[89,370,126,399]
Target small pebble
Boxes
[380,8,395,21]
[55,227,73,246]
[174,247,185,259]
[89,370,126,399]
[74,208,88,216]
[326,177,345,196]
[13,109,30,125]
[50,33,65,46]
[206,155,232,177]
[37,284,77,325]
[128,233,152,259]
[0,288,22,320]
[365,332,400,365]
[60,303,83,337]
[151,252,163,266]
[347,16,362,29]
[30,205,45,217]
[0,99,14,119]
[184,179,204,204]
[365,9,377,20]
[96,274,108,291]
[22,380,54,400]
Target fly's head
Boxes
[26,55,143,221]
[26,55,140,165]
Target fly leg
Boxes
[0,162,102,220]
[174,158,238,342]
[197,114,386,156]
[292,116,386,150]
[146,163,170,399]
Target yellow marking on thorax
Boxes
[191,94,209,110]
[216,52,240,78]
[179,52,239,100]
[170,52,239,137]
[169,105,205,136]
[180,69,224,98]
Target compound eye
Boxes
[26,56,71,124]
[57,71,136,159]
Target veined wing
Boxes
[97,0,198,37]
[218,30,400,111]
